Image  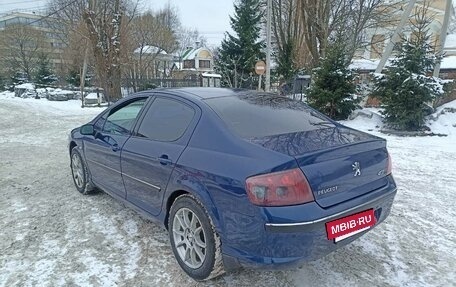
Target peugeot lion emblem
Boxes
[352,162,361,177]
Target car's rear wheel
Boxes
[169,194,225,281]
[70,148,94,195]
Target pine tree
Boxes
[372,15,444,131]
[215,0,264,88]
[307,44,359,120]
[35,53,56,86]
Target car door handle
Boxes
[158,155,172,165]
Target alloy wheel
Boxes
[71,153,84,189]
[172,207,207,269]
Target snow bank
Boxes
[0,91,105,116]
[342,100,456,139]
[15,83,35,90]
[427,100,456,137]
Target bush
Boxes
[307,44,360,120]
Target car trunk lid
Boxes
[249,126,389,208]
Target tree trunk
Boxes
[83,0,123,101]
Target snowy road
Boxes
[0,95,455,286]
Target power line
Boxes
[1,5,47,12]
[26,1,75,25]
[0,0,45,5]
[0,7,47,18]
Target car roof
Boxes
[140,87,249,101]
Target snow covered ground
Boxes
[0,92,455,286]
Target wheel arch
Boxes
[69,141,77,155]
[164,180,222,235]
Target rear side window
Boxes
[137,97,195,142]
[205,93,334,138]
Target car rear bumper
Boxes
[221,180,397,271]
[264,189,394,233]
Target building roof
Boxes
[134,45,168,55]
[440,55,456,69]
[350,56,456,71]
[182,47,212,60]
[444,34,456,49]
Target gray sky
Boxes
[0,0,235,46]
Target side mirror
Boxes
[80,124,95,136]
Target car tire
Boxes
[168,194,225,281]
[70,147,95,195]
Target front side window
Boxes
[103,98,147,135]
[137,98,195,142]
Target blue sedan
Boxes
[69,88,397,281]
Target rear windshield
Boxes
[205,93,335,138]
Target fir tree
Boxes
[11,71,28,86]
[35,53,56,86]
[66,69,81,87]
[307,43,359,120]
[372,13,444,131]
[215,0,264,88]
[0,74,5,91]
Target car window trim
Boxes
[132,95,197,143]
[101,96,151,136]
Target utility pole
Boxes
[80,44,89,108]
[81,0,95,108]
[375,0,416,73]
[433,0,452,77]
[265,0,272,92]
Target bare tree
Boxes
[177,28,207,57]
[124,7,180,91]
[82,0,125,101]
[0,24,47,81]
[46,0,140,101]
[270,0,301,81]
[293,0,400,67]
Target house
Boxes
[132,45,174,79]
[356,0,455,60]
[351,0,456,90]
[180,46,214,73]
[172,45,220,86]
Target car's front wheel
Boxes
[70,147,94,195]
[169,194,225,281]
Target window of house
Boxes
[183,60,195,69]
[199,60,211,69]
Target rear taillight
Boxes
[387,152,392,175]
[245,168,314,206]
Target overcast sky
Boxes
[0,0,235,46]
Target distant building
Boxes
[172,45,220,86]
[180,46,214,73]
[132,45,174,79]
[0,12,65,72]
[356,0,455,60]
